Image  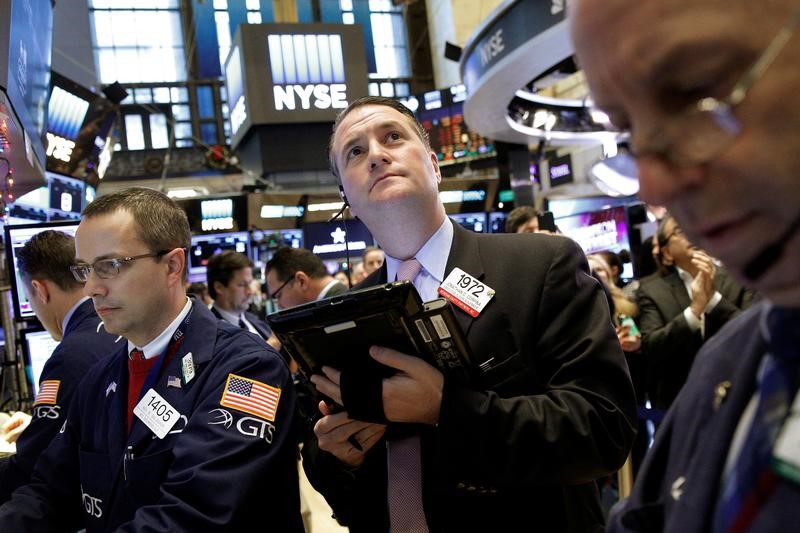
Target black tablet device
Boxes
[267,281,474,384]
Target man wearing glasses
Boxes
[637,214,756,413]
[265,246,348,311]
[0,231,119,502]
[0,188,302,531]
[572,1,800,531]
[206,250,273,341]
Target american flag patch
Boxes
[220,374,281,422]
[34,380,61,405]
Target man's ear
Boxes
[166,248,186,283]
[660,245,674,266]
[29,279,50,304]
[295,271,311,291]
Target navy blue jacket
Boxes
[0,300,302,532]
[0,299,120,502]
[609,301,800,532]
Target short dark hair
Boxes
[82,187,191,279]
[16,230,83,292]
[505,206,540,233]
[207,251,253,299]
[266,247,327,282]
[328,96,430,181]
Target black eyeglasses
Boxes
[269,273,295,300]
[70,250,171,282]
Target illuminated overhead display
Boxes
[224,23,369,149]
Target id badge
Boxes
[438,267,495,317]
[133,388,181,439]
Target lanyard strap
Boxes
[135,305,194,404]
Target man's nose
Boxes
[637,155,705,206]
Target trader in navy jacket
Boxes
[0,230,120,502]
[0,187,302,532]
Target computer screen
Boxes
[251,229,304,269]
[3,221,81,320]
[20,328,60,397]
[556,206,631,256]
[188,231,251,283]
[488,212,508,233]
[449,213,487,233]
[303,220,374,260]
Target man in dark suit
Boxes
[0,230,120,502]
[207,250,273,340]
[265,246,347,310]
[302,96,637,532]
[573,1,800,530]
[637,215,757,411]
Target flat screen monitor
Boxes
[4,221,81,321]
[188,231,251,283]
[449,213,487,233]
[556,206,631,257]
[20,328,60,398]
[488,212,508,233]
[303,220,374,260]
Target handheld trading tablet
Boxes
[267,281,474,421]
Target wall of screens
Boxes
[404,85,497,167]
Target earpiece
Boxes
[338,185,349,207]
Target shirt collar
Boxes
[385,217,453,283]
[212,303,241,326]
[317,279,340,300]
[62,296,90,335]
[129,297,192,359]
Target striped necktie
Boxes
[714,307,800,532]
[387,258,429,532]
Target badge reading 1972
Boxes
[438,267,495,317]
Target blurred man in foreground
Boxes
[572,2,800,531]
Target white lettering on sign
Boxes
[550,163,571,179]
[273,84,348,111]
[46,132,76,163]
[479,29,505,68]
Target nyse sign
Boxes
[273,84,347,111]
[268,33,349,113]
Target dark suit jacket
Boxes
[304,223,637,532]
[609,301,800,532]
[319,281,348,298]
[637,268,756,410]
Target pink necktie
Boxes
[387,258,429,532]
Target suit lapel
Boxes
[105,344,130,463]
[443,224,484,338]
[670,317,766,530]
[664,270,691,313]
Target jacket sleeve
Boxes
[0,347,78,502]
[0,395,87,532]
[434,237,637,486]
